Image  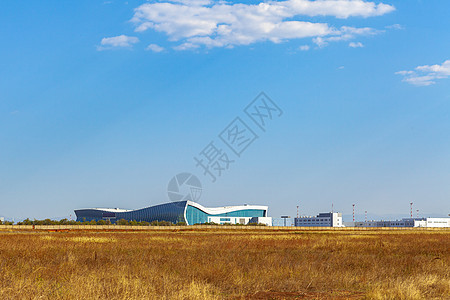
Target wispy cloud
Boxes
[385,23,404,30]
[97,35,139,50]
[146,44,165,52]
[349,41,364,48]
[130,0,394,50]
[313,26,378,48]
[396,60,450,86]
[299,45,310,51]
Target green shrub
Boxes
[150,220,174,226]
[116,219,130,225]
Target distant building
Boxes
[294,212,343,227]
[75,200,272,226]
[0,217,4,223]
[415,218,450,228]
[207,216,272,226]
[343,217,450,228]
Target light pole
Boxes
[352,204,355,222]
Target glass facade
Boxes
[185,205,265,225]
[75,201,187,223]
[117,201,187,223]
[74,209,106,222]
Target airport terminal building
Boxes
[75,200,272,225]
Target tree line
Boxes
[0,218,185,226]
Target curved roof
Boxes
[187,201,268,214]
[74,208,132,213]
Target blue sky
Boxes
[1,0,449,221]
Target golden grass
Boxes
[40,236,117,243]
[0,229,448,299]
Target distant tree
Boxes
[42,219,54,225]
[197,222,218,225]
[150,220,174,226]
[160,221,174,226]
[20,218,33,225]
[96,220,107,225]
[246,222,266,226]
[175,222,186,226]
[116,219,129,226]
[13,218,108,226]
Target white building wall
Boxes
[208,216,250,225]
[253,217,273,226]
[423,218,450,228]
[207,216,273,226]
[332,213,343,227]
[414,220,427,227]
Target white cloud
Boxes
[131,0,394,50]
[349,41,364,48]
[395,70,414,76]
[169,0,213,5]
[146,44,165,52]
[385,23,404,30]
[98,35,139,50]
[313,26,378,47]
[396,60,450,86]
[299,45,310,51]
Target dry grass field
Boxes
[0,228,448,299]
